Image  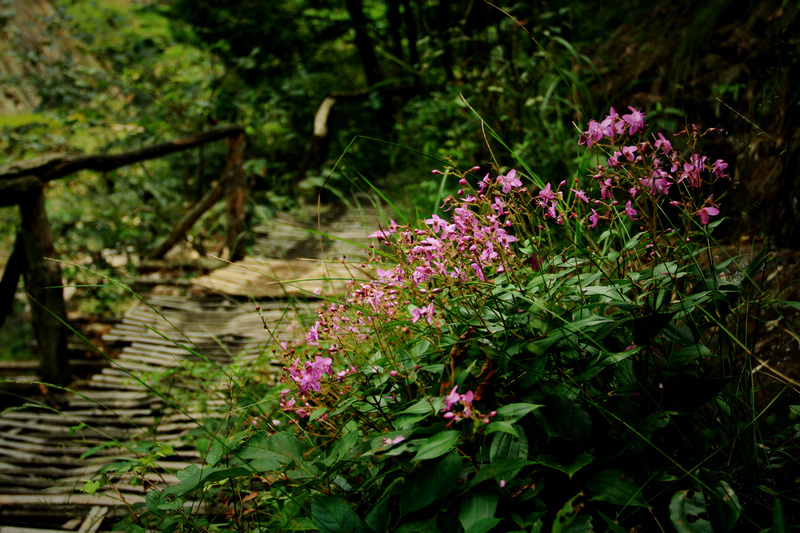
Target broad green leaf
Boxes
[312,495,365,533]
[670,490,713,533]
[468,458,535,488]
[490,430,529,482]
[459,490,499,533]
[309,407,327,422]
[365,495,392,533]
[535,453,593,480]
[708,481,741,533]
[598,347,641,366]
[551,493,593,533]
[545,396,591,442]
[324,429,360,466]
[484,421,520,437]
[365,477,405,532]
[464,518,503,533]
[495,403,543,421]
[490,430,529,462]
[586,469,649,507]
[82,480,100,494]
[400,397,438,415]
[772,497,788,533]
[400,450,461,516]
[395,517,441,533]
[413,431,461,462]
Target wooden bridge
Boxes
[0,201,385,531]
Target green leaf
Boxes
[309,407,327,421]
[324,428,360,466]
[365,495,392,533]
[400,450,461,516]
[586,469,649,507]
[551,493,593,533]
[535,453,593,480]
[489,430,529,482]
[464,519,503,533]
[312,495,365,533]
[468,458,535,488]
[401,397,438,414]
[545,396,591,443]
[772,497,788,533]
[82,480,100,494]
[670,490,713,533]
[495,403,543,421]
[413,431,461,462]
[459,491,499,533]
[707,481,741,533]
[484,421,520,437]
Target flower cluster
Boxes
[276,108,731,427]
[442,386,495,426]
[277,166,526,421]
[285,355,333,393]
[575,107,730,231]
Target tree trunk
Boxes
[344,0,382,87]
[18,188,69,386]
[402,0,420,75]
[0,233,25,329]
[224,133,247,261]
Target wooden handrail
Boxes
[0,124,246,385]
[0,124,245,206]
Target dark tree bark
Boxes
[0,233,25,329]
[224,133,247,261]
[401,0,420,77]
[344,0,382,87]
[436,0,455,82]
[18,188,69,386]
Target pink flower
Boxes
[570,188,590,203]
[696,206,720,224]
[622,106,646,134]
[425,214,448,234]
[445,386,461,410]
[368,220,399,240]
[654,132,672,156]
[306,321,321,344]
[538,182,556,202]
[589,209,600,229]
[411,302,435,324]
[497,169,522,193]
[600,178,614,200]
[621,145,638,161]
[712,159,728,179]
[581,120,604,147]
[624,200,638,221]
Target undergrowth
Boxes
[82,107,800,532]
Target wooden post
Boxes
[224,132,246,261]
[0,233,25,329]
[18,187,69,385]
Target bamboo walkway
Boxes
[0,202,384,531]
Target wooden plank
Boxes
[77,506,108,533]
[0,493,146,506]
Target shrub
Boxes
[118,107,797,532]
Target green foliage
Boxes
[97,108,800,531]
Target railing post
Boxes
[18,186,69,386]
[224,132,246,261]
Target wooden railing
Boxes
[0,125,246,385]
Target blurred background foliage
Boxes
[0,0,798,325]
